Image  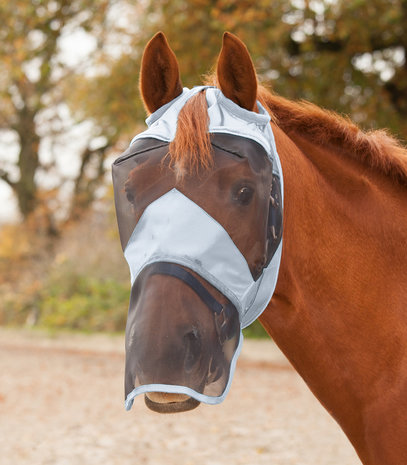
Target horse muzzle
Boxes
[124,262,242,411]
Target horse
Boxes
[117,31,407,465]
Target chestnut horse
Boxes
[131,32,407,465]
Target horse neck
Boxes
[260,124,407,464]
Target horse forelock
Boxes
[168,90,213,177]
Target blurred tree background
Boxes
[0,0,406,335]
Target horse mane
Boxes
[169,80,407,185]
[257,85,407,186]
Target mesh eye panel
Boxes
[112,138,170,250]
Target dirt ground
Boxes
[0,329,361,465]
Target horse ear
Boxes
[216,32,257,111]
[139,32,183,114]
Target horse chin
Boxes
[144,393,200,413]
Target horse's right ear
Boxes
[139,32,183,114]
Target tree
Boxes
[0,0,119,230]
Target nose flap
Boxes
[124,262,242,410]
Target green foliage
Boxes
[38,272,129,331]
[243,320,269,339]
[1,270,129,332]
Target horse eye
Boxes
[126,189,135,204]
[233,186,254,205]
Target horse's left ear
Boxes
[139,32,183,114]
[216,32,257,111]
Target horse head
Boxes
[112,32,283,414]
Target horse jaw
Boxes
[144,393,200,414]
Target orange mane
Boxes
[169,81,407,185]
[257,85,407,186]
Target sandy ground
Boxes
[0,329,361,465]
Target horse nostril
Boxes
[183,327,202,372]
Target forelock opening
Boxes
[168,90,213,177]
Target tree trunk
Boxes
[15,127,40,218]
